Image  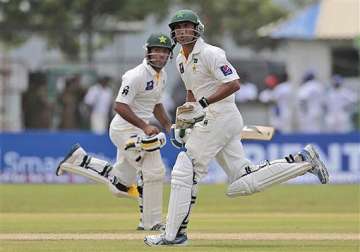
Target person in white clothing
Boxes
[235,72,258,103]
[259,73,294,133]
[56,33,174,231]
[297,71,325,133]
[144,10,330,246]
[84,76,113,134]
[324,75,357,132]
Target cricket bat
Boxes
[240,125,275,141]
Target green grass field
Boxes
[0,184,359,251]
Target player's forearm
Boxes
[153,103,172,133]
[186,90,196,102]
[114,102,148,130]
[206,80,240,105]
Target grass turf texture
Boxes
[0,184,359,251]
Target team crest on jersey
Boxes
[192,64,196,72]
[193,58,198,63]
[220,65,233,76]
[179,63,184,74]
[145,80,154,90]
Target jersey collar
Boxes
[142,58,164,76]
[179,37,205,61]
[192,37,205,55]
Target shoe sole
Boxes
[144,238,188,246]
[144,238,155,247]
[55,143,81,176]
[306,145,329,184]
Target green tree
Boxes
[0,0,171,62]
[177,0,288,48]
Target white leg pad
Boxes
[165,152,196,241]
[61,163,108,184]
[61,163,134,199]
[227,159,312,197]
[140,151,165,230]
[87,158,112,175]
[142,181,163,229]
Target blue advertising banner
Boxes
[0,131,359,184]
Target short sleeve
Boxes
[206,47,239,83]
[115,73,139,104]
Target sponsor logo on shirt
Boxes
[220,65,233,76]
[145,80,154,90]
[179,63,184,74]
[121,85,129,96]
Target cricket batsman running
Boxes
[144,10,329,246]
[56,33,174,231]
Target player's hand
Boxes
[170,125,192,149]
[143,124,160,136]
[175,103,205,129]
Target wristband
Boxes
[198,97,209,108]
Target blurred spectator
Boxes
[324,75,357,132]
[259,74,278,118]
[264,74,279,89]
[58,77,82,129]
[235,72,258,103]
[297,71,325,133]
[259,73,279,101]
[22,72,52,129]
[84,76,113,134]
[259,73,293,133]
[72,75,89,129]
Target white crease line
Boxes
[0,233,358,241]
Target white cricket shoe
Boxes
[56,143,87,176]
[301,144,330,184]
[144,233,188,246]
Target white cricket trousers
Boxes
[185,103,253,183]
